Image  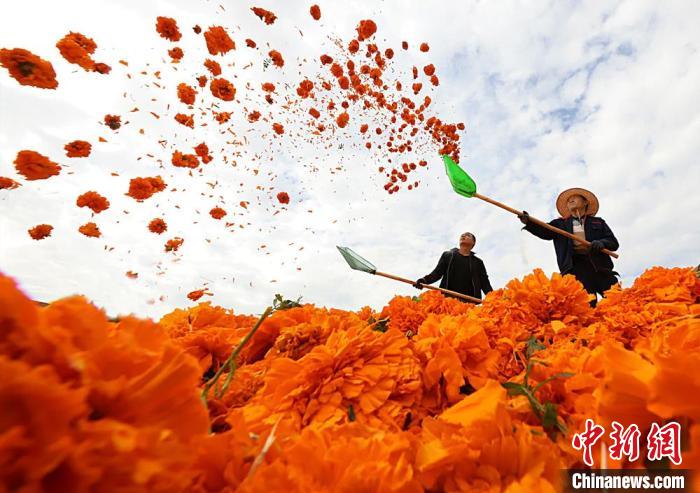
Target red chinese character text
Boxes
[647,421,682,465]
[608,421,641,462]
[572,418,605,467]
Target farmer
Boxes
[414,232,493,300]
[518,188,619,305]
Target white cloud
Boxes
[1,0,698,319]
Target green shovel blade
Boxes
[443,155,477,198]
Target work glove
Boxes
[590,240,605,252]
[413,278,425,289]
[518,210,530,225]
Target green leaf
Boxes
[272,294,303,310]
[371,317,389,333]
[348,404,356,422]
[501,382,527,396]
[525,337,546,359]
[542,402,559,430]
[532,372,575,393]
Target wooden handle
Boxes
[374,271,482,304]
[473,193,619,259]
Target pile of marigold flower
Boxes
[1,266,698,492]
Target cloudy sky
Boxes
[1,0,698,319]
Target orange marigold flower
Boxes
[188,289,208,302]
[76,191,110,214]
[165,237,184,252]
[245,38,257,48]
[336,112,349,128]
[272,122,284,134]
[177,82,196,105]
[420,42,430,52]
[168,46,184,61]
[261,82,275,92]
[78,222,101,238]
[55,32,100,71]
[248,111,261,123]
[104,114,121,130]
[0,176,20,190]
[215,111,231,124]
[126,270,138,279]
[204,26,235,55]
[310,4,321,20]
[28,224,53,240]
[348,39,360,54]
[148,218,168,234]
[210,77,236,101]
[127,176,166,200]
[156,16,182,41]
[0,47,58,89]
[172,151,200,169]
[194,142,213,163]
[210,207,227,219]
[64,140,91,157]
[356,19,377,41]
[309,108,320,119]
[296,79,313,98]
[204,58,221,76]
[268,50,284,67]
[251,7,277,25]
[14,150,61,180]
[423,64,436,76]
[174,113,194,128]
[276,192,290,204]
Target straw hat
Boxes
[556,188,599,218]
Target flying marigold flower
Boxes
[126,270,138,279]
[204,26,235,55]
[0,176,20,190]
[251,7,277,25]
[104,114,121,130]
[0,48,58,89]
[76,191,110,213]
[309,108,320,119]
[78,222,101,238]
[55,32,98,71]
[296,79,313,98]
[156,16,182,41]
[174,113,194,128]
[148,218,168,234]
[348,39,360,54]
[215,111,231,124]
[268,50,284,67]
[310,4,321,20]
[168,46,184,61]
[177,82,196,105]
[261,82,275,92]
[276,192,290,204]
[204,58,221,76]
[245,38,257,48]
[194,142,213,163]
[28,224,53,240]
[356,19,377,41]
[210,207,227,219]
[127,176,166,200]
[187,289,208,302]
[247,111,261,122]
[165,237,184,252]
[336,112,349,128]
[14,150,61,180]
[272,122,284,135]
[420,42,430,52]
[172,151,200,169]
[64,140,91,157]
[210,77,235,101]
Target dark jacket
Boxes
[523,216,619,274]
[420,248,493,299]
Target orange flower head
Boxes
[14,150,61,180]
[268,50,284,67]
[78,222,101,238]
[210,77,236,101]
[245,38,257,48]
[28,224,53,240]
[251,7,277,25]
[177,82,196,105]
[148,218,168,234]
[104,114,121,130]
[168,46,184,61]
[0,176,21,190]
[64,140,92,158]
[204,26,235,55]
[76,191,110,213]
[276,192,290,205]
[156,16,182,41]
[310,5,321,20]
[272,122,284,135]
[127,176,166,200]
[420,42,430,52]
[204,58,221,76]
[356,19,377,41]
[248,111,261,123]
[210,207,227,219]
[336,112,350,128]
[171,151,200,169]
[0,48,58,89]
[174,113,194,128]
[56,32,98,71]
[165,237,184,252]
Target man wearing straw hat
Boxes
[413,232,494,300]
[518,188,619,305]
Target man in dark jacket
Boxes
[518,187,619,305]
[414,232,493,300]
